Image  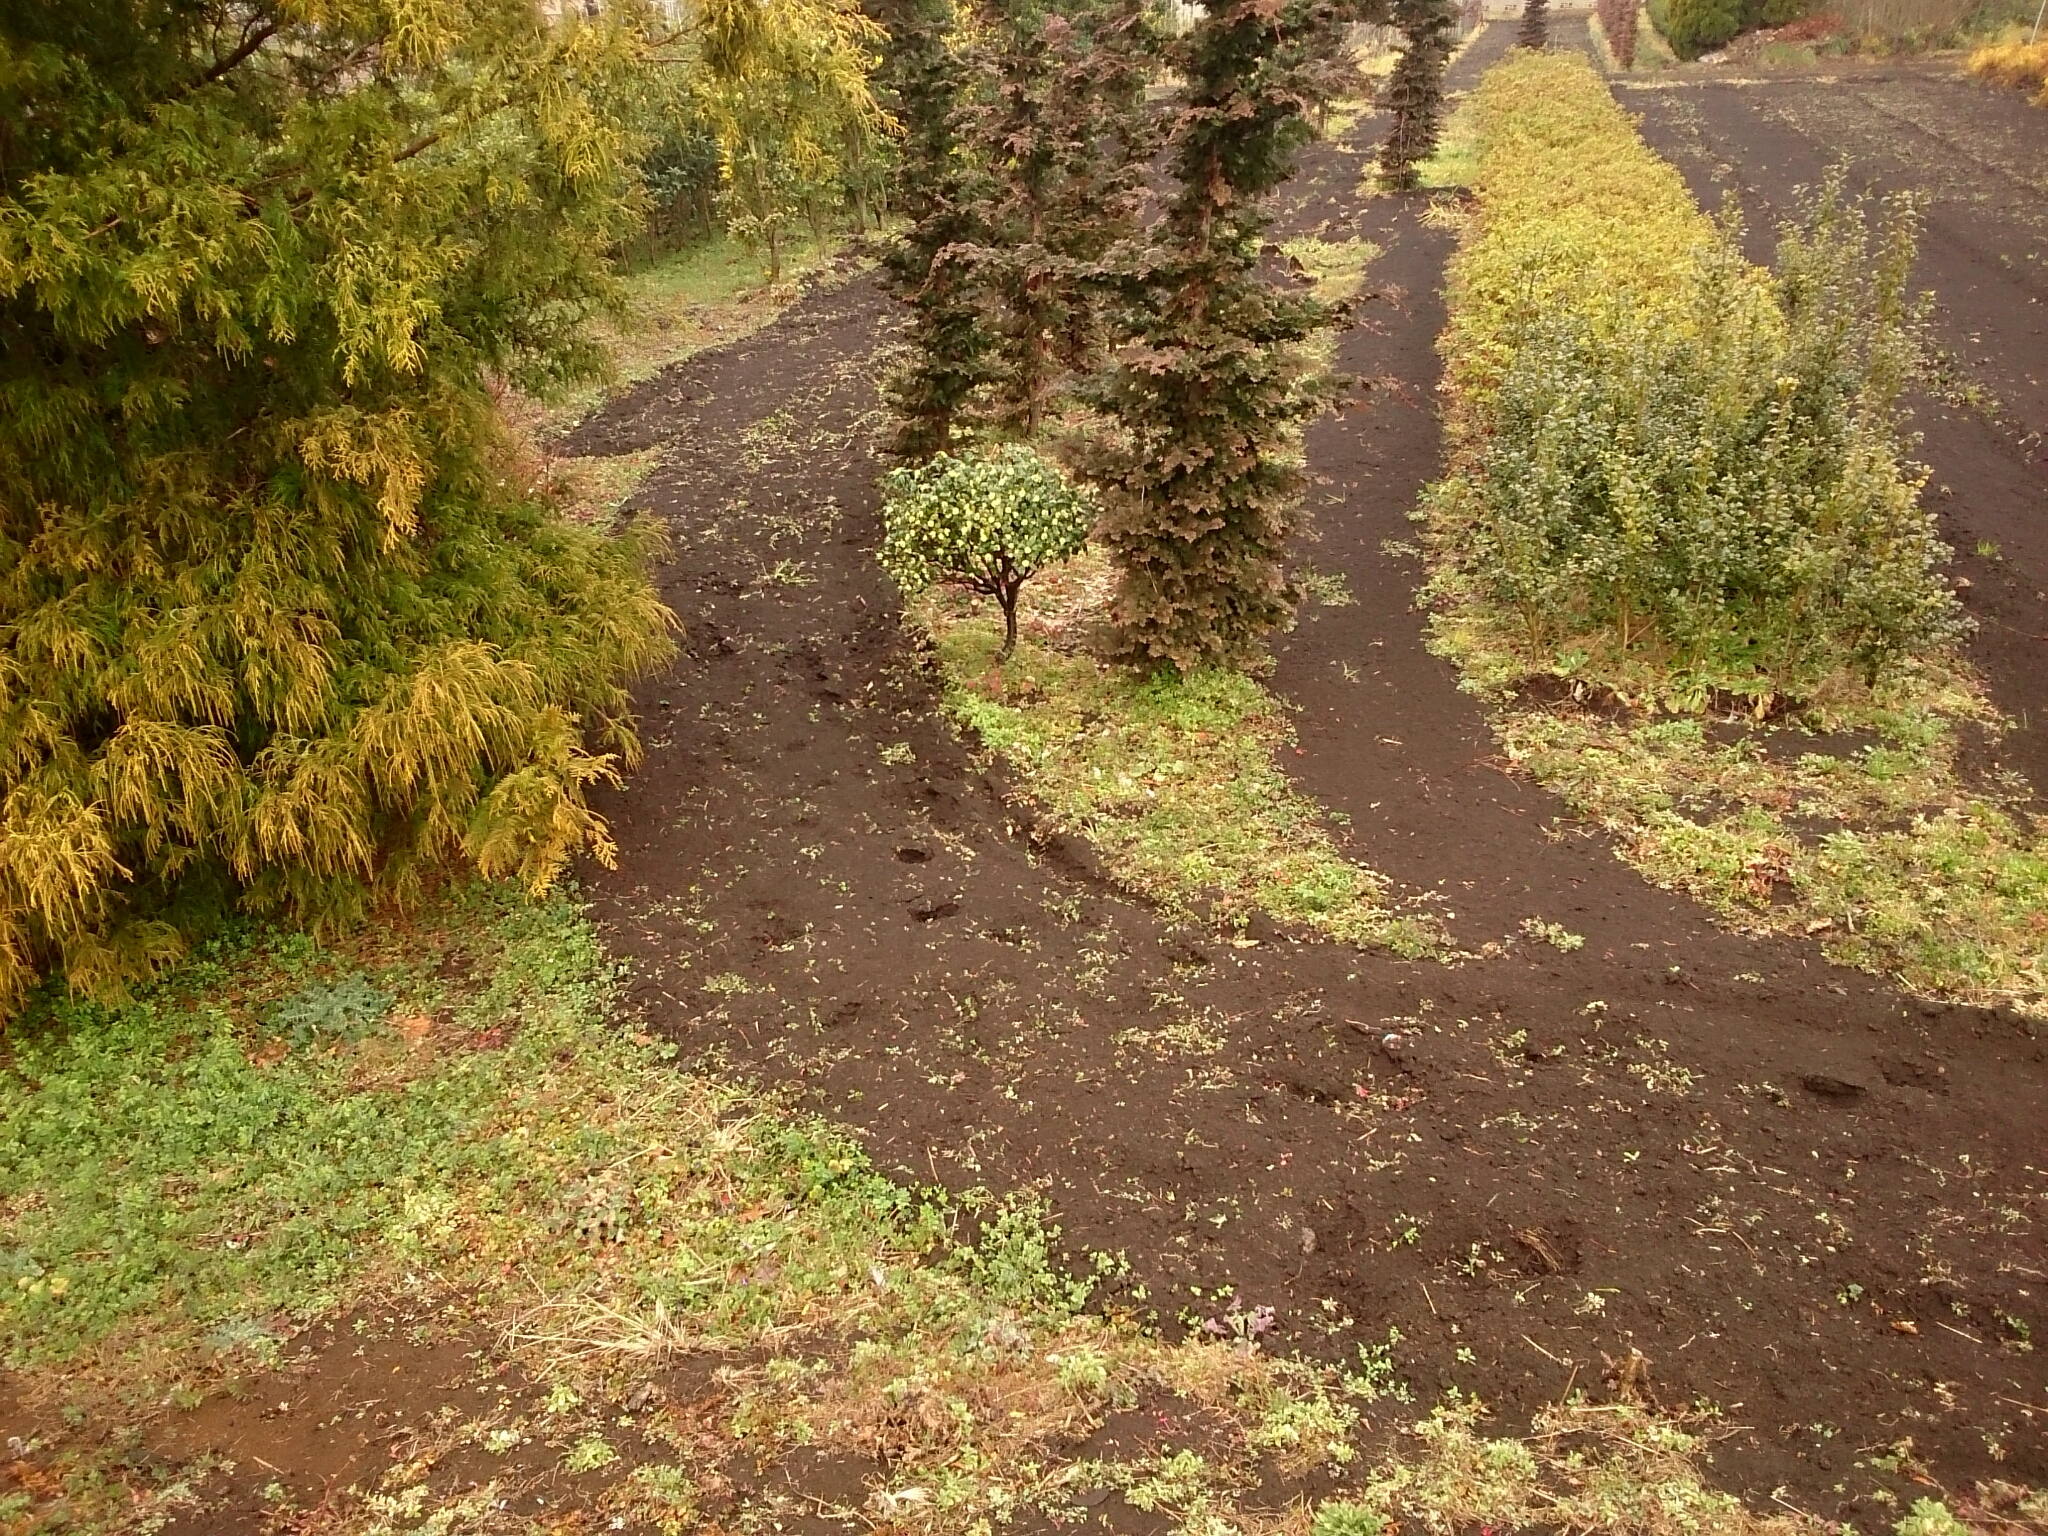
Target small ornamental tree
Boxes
[1377,0,1458,191]
[880,445,1095,657]
[1088,0,1374,673]
[1519,0,1550,47]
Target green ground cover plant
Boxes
[1592,1,1680,66]
[0,885,1855,1535]
[0,883,1329,1531]
[1424,51,2047,1013]
[1411,88,1483,187]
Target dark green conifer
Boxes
[1519,0,1551,47]
[1377,0,1458,190]
[1087,0,1372,673]
[878,0,996,460]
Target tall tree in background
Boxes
[693,0,889,278]
[0,0,676,1011]
[1088,0,1371,672]
[1377,0,1457,190]
[1596,0,1638,65]
[966,0,1155,438]
[877,0,995,458]
[1518,0,1550,46]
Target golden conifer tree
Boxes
[0,0,678,1010]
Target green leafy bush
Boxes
[1648,0,1805,56]
[880,445,1096,656]
[1650,0,1743,53]
[0,1,676,1012]
[1432,54,1956,707]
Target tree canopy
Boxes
[691,0,890,274]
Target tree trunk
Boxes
[999,592,1020,658]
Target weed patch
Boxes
[1496,688,2048,1007]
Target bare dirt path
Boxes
[1615,53,2048,793]
[570,48,2048,1518]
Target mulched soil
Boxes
[16,29,2046,1532]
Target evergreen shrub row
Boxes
[1646,0,1804,57]
[1431,54,1957,708]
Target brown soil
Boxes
[17,31,2047,1530]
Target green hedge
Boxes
[1647,0,1806,57]
[1431,54,1956,708]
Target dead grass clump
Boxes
[1327,1399,1813,1535]
[1969,40,2048,99]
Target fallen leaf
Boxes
[1890,1320,1919,1336]
[393,1011,434,1047]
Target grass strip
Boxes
[919,552,1446,958]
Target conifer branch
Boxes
[192,18,281,91]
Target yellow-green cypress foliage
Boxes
[0,0,677,1010]
[692,0,890,279]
